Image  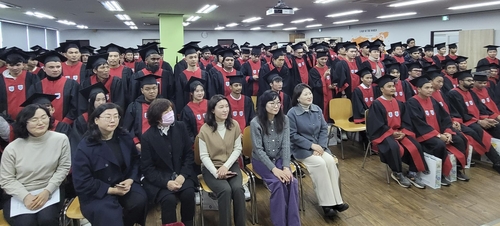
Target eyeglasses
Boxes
[267,101,281,107]
[27,115,49,123]
[99,115,121,122]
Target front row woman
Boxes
[73,103,147,226]
[287,83,349,218]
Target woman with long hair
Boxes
[180,77,208,142]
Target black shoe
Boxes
[457,170,470,181]
[333,203,349,212]
[441,177,451,186]
[470,161,476,167]
[322,207,337,218]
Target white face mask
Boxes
[161,111,175,127]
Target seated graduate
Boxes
[441,59,459,94]
[406,76,469,185]
[0,104,71,226]
[376,62,412,102]
[308,51,334,121]
[352,67,375,124]
[140,98,197,226]
[472,71,500,117]
[447,70,500,173]
[180,77,209,142]
[367,75,428,188]
[225,74,255,133]
[251,90,300,226]
[261,69,292,113]
[72,103,147,226]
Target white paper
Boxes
[10,188,60,217]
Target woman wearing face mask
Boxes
[72,103,147,226]
[140,98,197,226]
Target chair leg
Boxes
[386,165,391,184]
[292,161,305,212]
[246,169,258,225]
[199,188,205,226]
[338,128,345,159]
[327,125,332,147]
[361,141,371,169]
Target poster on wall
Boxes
[351,29,389,44]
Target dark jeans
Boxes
[156,187,195,226]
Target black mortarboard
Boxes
[452,70,473,80]
[409,76,431,88]
[344,42,357,50]
[406,46,421,54]
[359,40,371,48]
[20,93,57,107]
[402,43,408,49]
[333,42,345,52]
[185,77,207,92]
[372,39,385,47]
[263,68,282,83]
[490,63,499,69]
[264,45,271,51]
[35,51,68,64]
[219,48,237,59]
[101,43,125,54]
[226,74,245,85]
[86,53,109,70]
[390,42,402,50]
[442,59,457,69]
[231,43,240,51]
[26,51,38,60]
[200,45,211,53]
[426,70,443,80]
[456,56,468,63]
[241,48,251,54]
[124,48,135,54]
[178,44,201,55]
[382,57,396,65]
[270,42,278,47]
[270,47,286,59]
[138,44,159,61]
[423,65,440,73]
[448,43,457,49]
[484,45,499,51]
[0,47,29,62]
[373,74,397,87]
[184,41,201,48]
[385,62,401,74]
[291,42,305,51]
[96,49,107,54]
[135,74,161,87]
[241,42,250,48]
[386,49,394,54]
[79,82,109,101]
[423,45,434,52]
[158,47,165,55]
[434,42,446,50]
[30,45,44,51]
[475,62,491,72]
[406,61,422,70]
[356,67,372,77]
[473,71,488,81]
[329,39,337,44]
[258,43,266,48]
[369,44,381,52]
[80,46,96,55]
[60,40,81,52]
[316,51,329,58]
[250,46,262,55]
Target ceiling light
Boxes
[124,21,135,26]
[226,23,238,27]
[25,11,55,19]
[186,16,201,22]
[250,27,261,30]
[183,22,190,26]
[130,26,138,29]
[333,19,359,24]
[314,0,337,3]
[57,20,76,26]
[115,14,130,20]
[76,25,88,29]
[100,1,123,11]
[215,26,225,30]
[242,17,262,23]
[0,3,10,8]
[306,24,322,28]
[197,4,219,14]
[283,27,297,31]
[291,18,314,23]
[377,12,417,19]
[293,7,300,11]
[389,0,436,7]
[448,1,500,10]
[326,10,363,18]
[267,23,284,27]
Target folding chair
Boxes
[64,197,85,226]
[0,210,9,226]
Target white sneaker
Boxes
[243,184,251,201]
[195,192,200,205]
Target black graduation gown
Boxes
[70,113,89,158]
[123,95,151,145]
[367,97,427,173]
[123,60,144,73]
[352,85,375,124]
[287,54,311,89]
[382,57,409,81]
[180,99,208,142]
[432,55,446,70]
[130,68,175,103]
[173,59,205,78]
[0,70,40,119]
[109,65,134,106]
[227,95,255,133]
[332,58,363,99]
[159,60,173,74]
[257,63,292,97]
[174,69,211,112]
[240,59,266,97]
[80,76,125,112]
[308,66,334,121]
[29,76,79,124]
[61,62,90,84]
[233,58,242,71]
[212,70,245,98]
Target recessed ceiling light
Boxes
[0,3,10,8]
[306,24,322,28]
[377,12,417,19]
[215,26,225,30]
[197,4,219,14]
[283,27,297,31]
[291,18,314,23]
[293,7,300,11]
[448,1,500,10]
[25,11,55,19]
[57,20,76,26]
[99,1,123,11]
[389,0,436,7]
[242,17,262,23]
[326,10,363,18]
[130,26,138,29]
[250,27,261,30]
[226,23,238,27]
[333,19,359,24]
[186,16,201,22]
[115,14,130,20]
[124,21,135,26]
[183,22,190,26]
[314,0,337,3]
[267,23,284,27]
[76,25,88,29]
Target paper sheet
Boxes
[10,188,60,217]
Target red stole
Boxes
[472,87,500,117]
[359,84,374,108]
[432,91,450,113]
[485,57,499,65]
[393,55,405,64]
[238,58,247,67]
[406,79,418,95]
[41,77,67,121]
[346,59,360,92]
[211,62,224,73]
[109,65,125,79]
[264,56,272,64]
[279,91,285,111]
[123,61,135,72]
[200,58,210,67]
[227,95,246,133]
[329,49,337,61]
[423,57,435,65]
[435,54,446,62]
[140,68,163,94]
[315,66,332,121]
[248,60,261,96]
[453,88,481,125]
[61,62,83,83]
[187,99,208,133]
[367,60,385,76]
[141,103,150,134]
[82,113,89,123]
[3,70,28,119]
[183,68,202,81]
[359,55,369,62]
[220,69,236,96]
[0,65,6,74]
[32,67,41,75]
[90,76,113,102]
[444,73,458,88]
[295,57,309,84]
[447,54,457,60]
[394,81,406,102]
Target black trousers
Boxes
[3,199,60,226]
[156,187,195,226]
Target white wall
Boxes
[59,29,292,48]
[305,10,500,46]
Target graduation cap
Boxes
[406,61,422,71]
[355,67,372,77]
[250,46,262,55]
[80,46,96,55]
[178,44,200,55]
[385,62,401,74]
[30,45,45,51]
[490,63,499,69]
[241,48,251,55]
[258,43,266,48]
[26,51,38,60]
[369,44,381,52]
[0,47,30,62]
[426,70,443,80]
[454,56,467,64]
[20,93,57,107]
[96,48,107,54]
[263,45,272,51]
[200,45,211,53]
[158,47,166,55]
[135,74,161,87]
[219,48,237,59]
[101,43,125,54]
[86,53,109,70]
[226,74,245,85]
[329,39,337,44]
[484,45,499,51]
[316,42,330,51]
[423,45,434,52]
[390,42,402,50]
[184,41,201,48]
[185,77,207,92]
[316,51,329,58]
[434,42,446,50]
[344,41,357,50]
[423,64,440,73]
[270,42,278,47]
[475,63,491,72]
[452,70,473,80]
[402,43,408,49]
[263,69,282,83]
[358,40,371,48]
[372,39,385,47]
[241,42,251,48]
[386,49,394,55]
[269,47,286,59]
[230,43,240,51]
[138,44,159,61]
[373,74,397,87]
[59,40,81,52]
[35,51,68,64]
[448,43,457,49]
[382,57,396,65]
[124,48,135,54]
[406,46,421,54]
[442,59,457,69]
[409,76,431,88]
[291,42,305,51]
[79,82,109,101]
[473,71,488,81]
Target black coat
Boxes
[140,121,198,204]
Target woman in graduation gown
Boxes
[308,51,334,121]
[352,67,375,124]
[180,77,208,142]
[29,51,80,125]
[367,75,428,188]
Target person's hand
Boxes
[443,133,453,144]
[135,143,142,152]
[252,75,259,80]
[175,175,185,186]
[452,121,461,131]
[324,69,331,77]
[303,45,309,52]
[108,187,129,196]
[23,193,36,210]
[438,134,448,143]
[311,144,324,156]
[286,45,293,53]
[393,132,401,138]
[217,166,229,179]
[272,168,288,183]
[486,118,499,125]
[117,179,133,191]
[283,167,293,184]
[167,180,181,191]
[478,119,493,129]
[30,190,50,210]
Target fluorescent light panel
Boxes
[250,27,261,30]
[183,22,190,26]
[130,26,138,29]
[115,14,130,20]
[293,7,299,11]
[333,19,359,24]
[0,3,9,8]
[242,17,262,23]
[197,4,218,14]
[76,25,88,29]
[267,23,284,27]
[314,0,337,3]
[214,26,225,30]
[186,16,200,22]
[291,18,314,23]
[226,23,238,27]
[306,24,322,28]
[326,10,363,18]
[57,20,76,25]
[25,11,55,19]
[100,1,123,11]
[124,21,135,26]
[283,27,297,31]
[377,12,416,19]
[448,1,500,10]
[389,0,436,7]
